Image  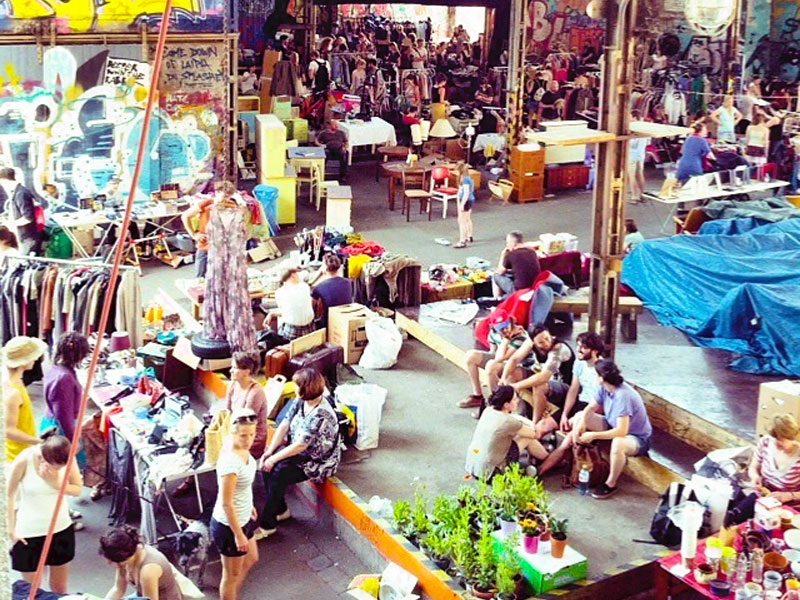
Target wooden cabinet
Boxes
[255,114,287,179]
[545,164,590,191]
[509,145,545,203]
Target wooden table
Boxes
[380,155,453,211]
[375,145,410,181]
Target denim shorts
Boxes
[628,433,651,457]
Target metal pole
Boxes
[588,0,637,358]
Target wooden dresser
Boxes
[509,145,545,203]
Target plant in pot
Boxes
[410,486,429,546]
[494,540,520,600]
[451,520,478,587]
[491,472,518,534]
[432,493,460,533]
[469,524,497,599]
[392,499,413,538]
[421,525,453,571]
[549,517,569,559]
[518,517,543,554]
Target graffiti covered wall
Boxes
[0,44,226,205]
[0,0,224,33]
[527,0,603,57]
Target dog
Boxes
[175,511,212,589]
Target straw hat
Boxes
[2,336,47,369]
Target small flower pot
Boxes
[499,519,518,536]
[522,534,540,554]
[469,584,496,599]
[551,534,568,559]
[512,573,525,597]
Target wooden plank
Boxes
[551,296,643,314]
[396,311,468,372]
[289,328,327,357]
[630,121,691,139]
[626,456,684,493]
[526,130,617,146]
[633,384,751,452]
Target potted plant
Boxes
[494,534,520,600]
[421,526,452,571]
[451,522,478,587]
[491,471,518,534]
[409,487,429,546]
[549,517,569,559]
[469,525,497,599]
[518,517,542,554]
[392,499,413,538]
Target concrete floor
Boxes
[50,160,749,596]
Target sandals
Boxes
[454,241,467,249]
[457,394,484,409]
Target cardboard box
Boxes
[421,278,474,304]
[328,304,371,364]
[72,226,94,257]
[492,531,587,594]
[757,380,800,437]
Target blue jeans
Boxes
[492,273,515,299]
[195,249,208,278]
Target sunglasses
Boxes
[233,414,257,425]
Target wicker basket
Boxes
[488,179,514,203]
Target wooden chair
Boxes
[429,166,458,219]
[401,170,431,222]
[672,207,710,234]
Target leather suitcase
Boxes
[264,346,290,377]
[285,342,343,383]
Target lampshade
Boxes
[429,119,457,139]
[110,331,131,352]
[420,119,431,141]
[685,0,735,36]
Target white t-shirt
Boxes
[212,451,256,526]
[275,281,315,326]
[15,449,72,538]
[573,359,600,404]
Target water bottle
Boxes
[577,464,591,495]
[734,554,749,589]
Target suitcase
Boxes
[264,346,290,377]
[285,342,343,383]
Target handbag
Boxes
[650,481,712,547]
[264,375,287,419]
[205,409,230,466]
[563,442,610,488]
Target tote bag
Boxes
[205,409,230,466]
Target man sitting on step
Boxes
[537,359,653,499]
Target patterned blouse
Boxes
[286,398,341,483]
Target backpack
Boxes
[314,59,330,91]
[650,481,712,547]
[563,442,609,488]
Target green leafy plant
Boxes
[421,525,452,559]
[431,494,460,532]
[473,523,497,591]
[549,516,569,540]
[495,537,519,597]
[411,486,430,540]
[451,521,478,580]
[392,499,412,536]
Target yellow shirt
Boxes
[6,381,35,462]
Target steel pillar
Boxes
[588,0,637,357]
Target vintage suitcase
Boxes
[264,347,290,377]
[285,342,344,383]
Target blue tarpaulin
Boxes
[621,219,800,376]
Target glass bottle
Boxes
[751,548,764,584]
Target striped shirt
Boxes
[756,436,800,492]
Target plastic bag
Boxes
[359,316,402,369]
[336,383,387,450]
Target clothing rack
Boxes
[4,254,138,270]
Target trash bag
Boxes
[650,481,711,547]
[359,315,402,369]
[335,383,387,450]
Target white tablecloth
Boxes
[339,117,397,150]
[473,133,506,153]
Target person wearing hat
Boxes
[459,310,531,415]
[3,336,47,462]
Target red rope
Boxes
[26,3,173,597]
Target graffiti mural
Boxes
[0,0,224,33]
[0,46,218,205]
[527,0,602,56]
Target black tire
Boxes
[190,335,232,360]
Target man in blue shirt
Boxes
[537,359,652,499]
[311,254,353,328]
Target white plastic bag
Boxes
[336,383,387,450]
[359,315,402,369]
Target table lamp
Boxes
[110,331,131,352]
[429,118,457,155]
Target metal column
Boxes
[588,0,637,357]
[506,0,528,147]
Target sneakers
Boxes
[276,509,292,522]
[591,483,619,499]
[73,520,85,531]
[457,394,484,409]
[254,527,277,540]
[69,510,82,520]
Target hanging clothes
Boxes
[202,204,257,353]
[270,60,298,96]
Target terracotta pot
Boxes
[512,573,525,597]
[469,584,496,599]
[551,535,567,559]
[522,534,540,554]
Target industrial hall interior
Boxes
[5,0,800,598]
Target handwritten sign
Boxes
[104,57,150,87]
[155,43,226,91]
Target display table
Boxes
[288,146,326,180]
[376,145,410,181]
[473,132,507,154]
[380,155,454,211]
[421,278,474,304]
[85,369,212,543]
[338,117,398,165]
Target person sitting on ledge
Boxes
[465,385,549,480]
[537,359,652,499]
[459,310,530,414]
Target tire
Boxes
[190,335,232,360]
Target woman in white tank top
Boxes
[7,434,83,593]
